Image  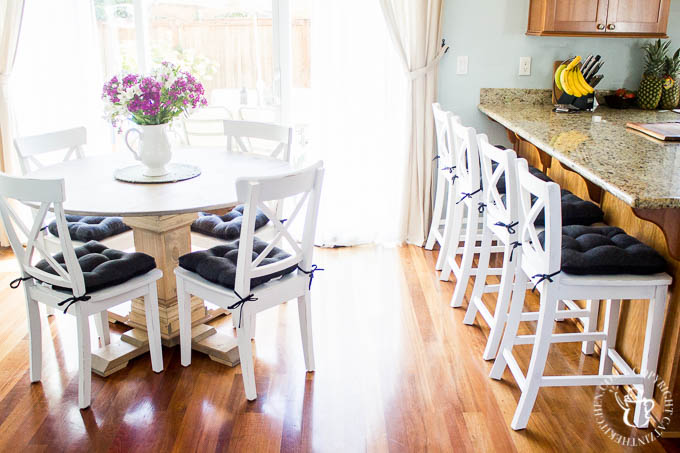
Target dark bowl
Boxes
[605,95,635,109]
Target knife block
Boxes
[552,60,596,111]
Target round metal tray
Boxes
[113,163,201,184]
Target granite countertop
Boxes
[478,98,680,209]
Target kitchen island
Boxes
[479,88,680,434]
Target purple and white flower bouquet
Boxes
[102,61,207,131]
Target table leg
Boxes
[90,214,239,376]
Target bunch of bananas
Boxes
[554,56,594,98]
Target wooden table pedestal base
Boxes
[90,213,240,376]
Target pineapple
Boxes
[660,48,680,110]
[637,39,670,110]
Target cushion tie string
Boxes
[457,188,483,204]
[58,294,91,314]
[280,218,288,224]
[441,166,456,174]
[509,241,522,261]
[297,264,324,290]
[494,221,519,234]
[432,155,440,162]
[9,276,32,289]
[228,291,258,328]
[477,202,487,214]
[530,271,561,293]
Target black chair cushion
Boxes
[36,241,156,292]
[534,190,604,227]
[47,215,130,242]
[191,205,269,241]
[538,225,667,276]
[500,189,603,226]
[179,237,298,290]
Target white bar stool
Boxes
[439,121,503,308]
[426,104,458,256]
[463,136,599,360]
[489,161,672,430]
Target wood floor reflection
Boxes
[0,245,679,452]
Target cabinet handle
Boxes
[607,23,616,30]
[597,23,605,30]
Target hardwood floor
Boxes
[0,245,679,452]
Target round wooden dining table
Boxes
[27,148,294,376]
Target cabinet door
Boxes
[606,0,670,35]
[547,0,609,34]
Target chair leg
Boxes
[177,277,192,367]
[482,241,518,361]
[490,266,528,380]
[94,311,111,346]
[511,288,558,430]
[76,311,92,410]
[634,286,667,428]
[426,177,446,251]
[581,299,599,355]
[438,191,463,279]
[297,292,315,372]
[463,223,493,325]
[249,314,257,339]
[451,202,479,308]
[144,283,164,373]
[598,299,621,376]
[25,294,42,383]
[236,313,257,401]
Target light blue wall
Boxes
[437,0,680,145]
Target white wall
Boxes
[437,0,680,145]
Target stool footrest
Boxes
[515,332,607,345]
[520,308,591,322]
[540,374,645,387]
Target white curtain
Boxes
[309,0,408,247]
[380,0,445,246]
[12,0,109,155]
[0,0,26,246]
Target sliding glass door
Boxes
[95,0,298,128]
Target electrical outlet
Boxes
[457,56,468,75]
[519,57,532,76]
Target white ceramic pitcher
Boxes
[125,124,172,177]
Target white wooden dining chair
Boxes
[489,162,672,430]
[13,127,134,255]
[463,136,598,360]
[176,161,325,401]
[0,174,164,409]
[191,120,295,251]
[14,127,134,324]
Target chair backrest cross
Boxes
[233,162,324,295]
[14,127,86,175]
[432,103,459,174]
[516,161,562,279]
[478,134,520,233]
[450,120,481,197]
[0,174,86,297]
[224,120,293,162]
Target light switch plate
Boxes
[519,57,531,76]
[457,56,468,75]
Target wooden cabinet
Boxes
[527,0,670,37]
